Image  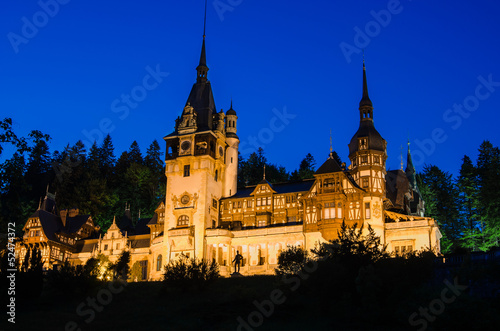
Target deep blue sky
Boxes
[2,0,499,176]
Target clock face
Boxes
[181,195,190,205]
[219,146,224,157]
[181,141,191,151]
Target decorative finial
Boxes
[263,164,266,180]
[38,197,42,210]
[400,144,404,170]
[112,216,116,225]
[362,49,365,64]
[329,129,333,153]
[203,0,207,39]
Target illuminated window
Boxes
[183,165,190,177]
[177,215,189,227]
[157,254,163,271]
[257,219,267,227]
[359,138,367,150]
[286,195,297,203]
[362,177,369,188]
[324,202,336,219]
[246,200,253,208]
[374,156,380,164]
[361,156,368,164]
[365,202,371,219]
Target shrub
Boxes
[163,254,219,292]
[275,245,311,277]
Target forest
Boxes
[1,117,499,254]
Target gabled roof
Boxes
[224,179,315,199]
[134,218,151,235]
[147,213,159,226]
[315,154,343,175]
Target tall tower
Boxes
[224,100,239,197]
[348,61,387,241]
[162,8,238,261]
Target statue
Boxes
[232,250,243,274]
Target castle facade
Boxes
[15,33,441,280]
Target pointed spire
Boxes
[112,216,116,225]
[263,164,266,180]
[196,0,209,82]
[329,129,333,153]
[38,197,42,210]
[405,139,417,188]
[359,61,373,109]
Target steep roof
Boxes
[225,179,315,199]
[315,154,343,174]
[386,170,410,210]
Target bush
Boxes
[163,254,219,292]
[275,245,311,277]
[46,258,101,295]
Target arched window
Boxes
[156,254,163,271]
[177,215,189,227]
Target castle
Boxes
[15,31,441,280]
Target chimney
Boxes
[60,209,68,227]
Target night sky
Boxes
[2,0,499,176]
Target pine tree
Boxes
[419,165,462,253]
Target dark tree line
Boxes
[418,140,500,253]
[237,147,342,187]
[3,118,499,254]
[0,118,165,234]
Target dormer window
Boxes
[359,138,368,150]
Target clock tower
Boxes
[162,32,239,262]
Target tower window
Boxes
[361,156,368,164]
[177,215,189,227]
[359,138,368,150]
[184,165,190,177]
[362,177,369,188]
[374,156,380,164]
